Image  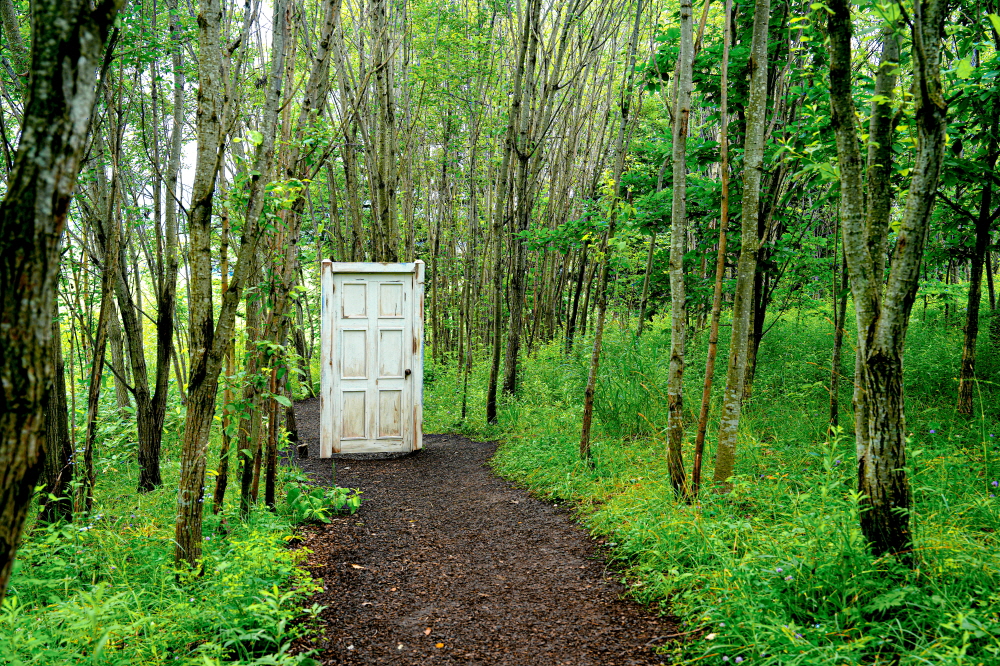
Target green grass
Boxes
[426,303,1000,665]
[2,385,326,666]
[9,299,997,665]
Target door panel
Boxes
[379,283,404,317]
[342,391,367,439]
[341,282,367,318]
[341,329,368,378]
[378,329,404,377]
[378,390,402,437]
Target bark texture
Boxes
[711,0,770,487]
[665,0,694,494]
[827,0,948,558]
[38,314,73,525]
[174,0,288,568]
[0,0,121,602]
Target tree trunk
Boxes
[565,247,587,352]
[830,250,848,430]
[636,232,657,337]
[691,0,731,497]
[580,0,643,460]
[486,0,533,423]
[827,0,948,559]
[711,0,770,488]
[501,0,541,398]
[957,120,997,415]
[0,0,119,595]
[369,0,400,262]
[174,0,288,569]
[986,250,996,312]
[80,162,123,514]
[665,0,694,493]
[38,314,73,525]
[265,367,279,510]
[138,0,185,493]
[107,304,133,417]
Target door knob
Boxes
[405,369,412,377]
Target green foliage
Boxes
[283,470,361,524]
[2,386,321,666]
[437,301,1000,665]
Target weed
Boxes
[433,304,1000,665]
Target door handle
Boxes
[405,369,412,378]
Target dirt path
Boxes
[290,397,675,665]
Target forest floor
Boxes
[288,397,676,665]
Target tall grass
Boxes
[2,385,324,666]
[427,303,1000,665]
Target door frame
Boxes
[320,260,424,457]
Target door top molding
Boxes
[322,260,424,275]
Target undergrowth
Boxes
[426,303,1000,665]
[2,390,330,665]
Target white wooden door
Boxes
[320,261,424,456]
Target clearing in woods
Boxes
[290,397,676,665]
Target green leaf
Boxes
[249,130,264,146]
[273,394,292,408]
[989,14,1000,35]
[956,58,974,79]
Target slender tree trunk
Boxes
[501,0,541,398]
[486,0,533,423]
[711,0,770,488]
[330,0,364,261]
[636,232,657,336]
[265,367,279,510]
[665,0,694,493]
[691,0,731,497]
[238,278,263,517]
[486,223,506,424]
[566,247,587,352]
[38,314,73,525]
[138,0,185,493]
[107,305,132,417]
[369,0,399,262]
[986,250,996,312]
[830,248,848,430]
[80,209,121,514]
[580,0,643,460]
[957,123,997,414]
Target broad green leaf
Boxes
[989,13,1000,34]
[956,58,974,79]
[249,130,264,146]
[273,394,292,407]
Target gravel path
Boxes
[290,397,675,665]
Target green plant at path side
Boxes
[284,482,362,524]
[427,304,1000,666]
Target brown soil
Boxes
[290,397,676,665]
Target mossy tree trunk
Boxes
[0,0,121,602]
[827,0,948,559]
